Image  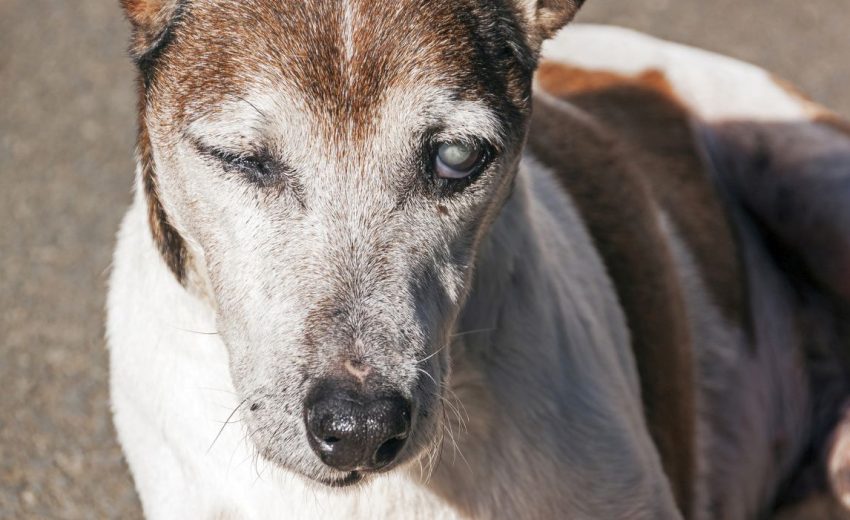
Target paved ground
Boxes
[0,1,847,518]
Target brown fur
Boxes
[121,0,181,58]
[145,0,533,141]
[528,62,756,516]
[535,65,850,517]
[527,93,698,517]
[137,86,188,283]
[537,62,750,331]
[532,0,585,44]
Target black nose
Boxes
[305,383,411,472]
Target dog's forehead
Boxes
[157,0,531,138]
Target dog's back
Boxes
[532,25,850,518]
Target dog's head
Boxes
[122,0,583,487]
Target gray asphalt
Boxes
[1,1,847,518]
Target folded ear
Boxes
[517,0,586,48]
[120,0,182,59]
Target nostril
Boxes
[323,436,340,445]
[374,435,407,466]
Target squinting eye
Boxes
[215,151,269,177]
[435,141,483,179]
[204,146,280,185]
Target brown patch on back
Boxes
[538,61,750,333]
[537,62,675,99]
[529,62,753,517]
[527,94,697,517]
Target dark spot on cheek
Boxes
[250,402,262,412]
[436,204,449,216]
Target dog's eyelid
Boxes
[190,138,263,162]
[189,138,276,169]
[189,138,299,190]
[425,130,500,159]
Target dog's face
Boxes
[124,0,581,487]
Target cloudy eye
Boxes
[435,141,484,179]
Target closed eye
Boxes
[193,141,293,189]
[211,148,269,174]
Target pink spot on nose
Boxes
[344,359,371,384]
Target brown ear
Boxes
[121,0,190,284]
[518,0,586,48]
[120,0,182,60]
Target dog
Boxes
[108,0,850,518]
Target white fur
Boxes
[542,24,809,122]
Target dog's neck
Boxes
[401,157,660,517]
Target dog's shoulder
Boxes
[525,61,709,516]
[524,26,775,515]
[531,56,749,328]
[528,24,850,515]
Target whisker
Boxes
[440,381,470,425]
[450,327,494,338]
[416,367,440,390]
[416,327,495,365]
[438,394,467,435]
[442,408,471,471]
[234,95,270,122]
[429,425,446,483]
[172,325,220,336]
[197,386,240,396]
[415,342,450,364]
[207,396,250,453]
